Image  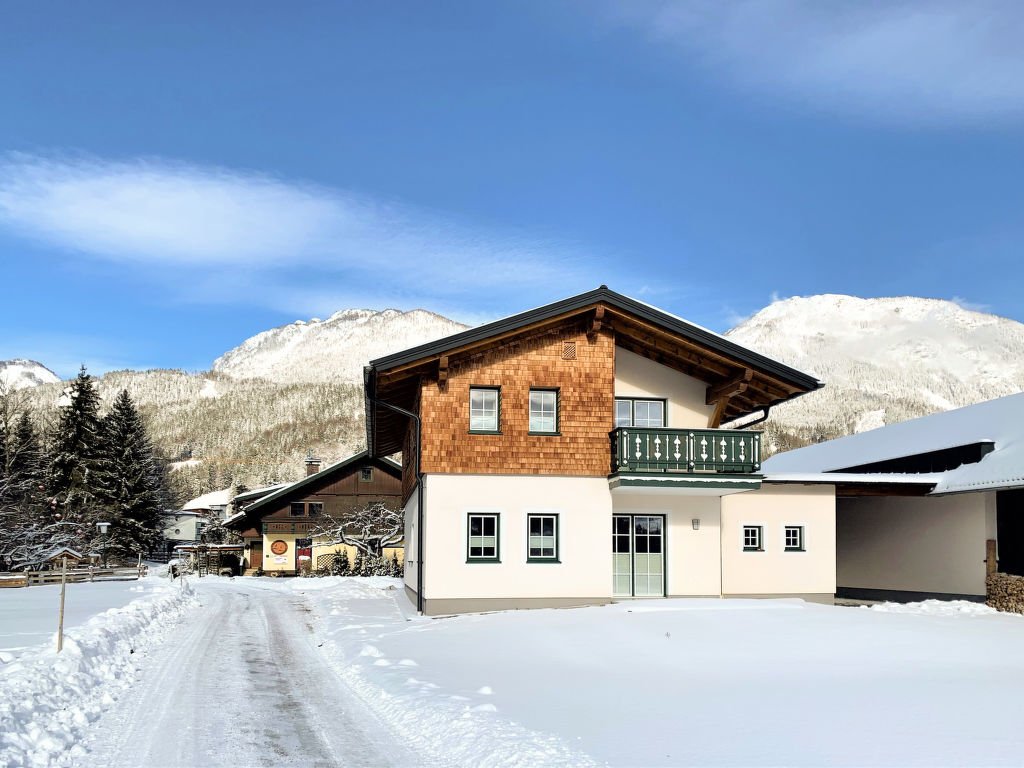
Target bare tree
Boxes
[310,501,402,560]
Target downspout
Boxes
[365,377,425,615]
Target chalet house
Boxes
[763,393,1024,602]
[364,286,838,615]
[227,451,403,575]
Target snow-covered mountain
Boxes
[0,359,60,390]
[724,295,1024,447]
[212,309,468,383]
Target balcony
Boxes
[611,427,762,475]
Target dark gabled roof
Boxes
[365,286,823,457]
[227,450,401,527]
[368,286,822,388]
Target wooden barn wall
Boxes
[416,326,615,479]
[260,462,403,520]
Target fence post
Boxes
[57,556,68,652]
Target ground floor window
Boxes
[784,525,805,552]
[527,514,559,562]
[743,525,763,552]
[467,513,500,562]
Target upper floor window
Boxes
[742,525,763,552]
[469,387,500,433]
[529,389,559,434]
[290,501,323,517]
[615,398,665,428]
[359,467,374,482]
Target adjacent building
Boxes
[364,286,838,615]
[763,392,1024,602]
[227,451,403,575]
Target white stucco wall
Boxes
[403,489,420,593]
[611,492,722,596]
[614,347,715,428]
[421,474,613,600]
[720,484,836,596]
[837,492,996,596]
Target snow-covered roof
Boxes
[233,482,292,502]
[222,510,247,526]
[182,488,232,511]
[764,472,944,486]
[762,392,1024,495]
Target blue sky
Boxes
[1,1,1023,377]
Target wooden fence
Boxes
[0,565,148,588]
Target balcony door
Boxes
[612,514,665,597]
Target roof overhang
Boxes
[609,474,762,495]
[365,287,823,457]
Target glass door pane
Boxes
[612,515,632,596]
[632,516,664,597]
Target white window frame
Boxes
[529,389,559,434]
[469,387,500,433]
[741,524,764,552]
[614,397,667,428]
[465,507,503,563]
[783,523,807,553]
[525,509,560,562]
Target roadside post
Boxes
[57,555,68,652]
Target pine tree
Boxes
[352,547,364,577]
[49,366,104,534]
[389,550,401,578]
[96,389,168,561]
[331,549,350,576]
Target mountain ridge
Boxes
[10,294,1024,497]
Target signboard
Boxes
[264,522,316,534]
[270,540,289,555]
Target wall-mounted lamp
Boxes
[692,519,701,530]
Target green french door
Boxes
[612,514,665,597]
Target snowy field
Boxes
[298,579,1024,767]
[0,577,174,661]
[4,575,1024,767]
[0,571,199,768]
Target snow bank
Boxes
[0,576,200,768]
[868,598,1015,618]
[289,576,595,766]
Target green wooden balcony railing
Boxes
[610,427,762,474]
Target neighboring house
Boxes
[364,286,836,615]
[181,488,232,521]
[763,392,1024,602]
[161,510,205,554]
[226,451,403,575]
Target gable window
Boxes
[290,501,323,517]
[469,387,500,433]
[467,513,500,562]
[359,467,374,482]
[527,514,559,562]
[615,398,666,428]
[529,389,559,434]
[742,525,763,552]
[784,525,805,552]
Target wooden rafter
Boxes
[706,369,754,405]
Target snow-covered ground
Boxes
[0,579,173,662]
[297,579,1024,767]
[0,571,199,767]
[5,576,1024,767]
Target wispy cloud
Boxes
[0,152,595,314]
[603,1,1024,127]
[950,295,991,313]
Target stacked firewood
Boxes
[986,573,1024,614]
